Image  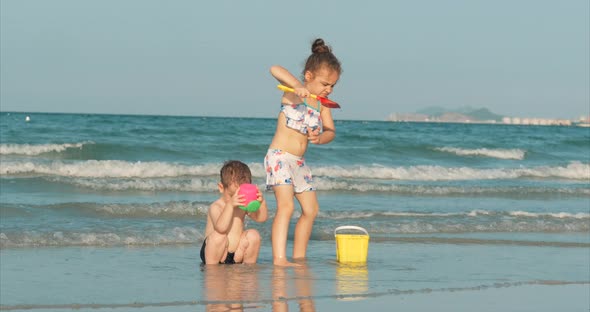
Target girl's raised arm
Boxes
[270,65,303,89]
[270,65,311,99]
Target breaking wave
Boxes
[434,147,526,160]
[0,142,92,156]
[2,160,588,181]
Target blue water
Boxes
[1,112,589,309]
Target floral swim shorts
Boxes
[264,149,315,193]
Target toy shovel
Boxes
[277,85,340,109]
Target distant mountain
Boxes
[416,106,504,121]
[415,106,448,117]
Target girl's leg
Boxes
[293,191,319,259]
[271,267,289,311]
[272,185,297,266]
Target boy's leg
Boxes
[233,229,261,264]
[272,185,296,265]
[204,232,229,264]
[293,191,319,259]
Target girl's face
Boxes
[304,67,340,98]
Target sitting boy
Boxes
[201,160,268,264]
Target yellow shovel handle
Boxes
[277,84,318,99]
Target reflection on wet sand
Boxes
[272,265,316,312]
[336,263,369,300]
[202,262,325,311]
[202,264,262,312]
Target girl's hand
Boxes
[230,187,246,208]
[306,127,321,144]
[293,87,310,98]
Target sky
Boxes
[1,0,588,120]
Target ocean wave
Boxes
[2,160,588,181]
[312,162,590,181]
[3,175,588,197]
[0,160,225,178]
[1,201,209,219]
[68,177,221,192]
[319,219,590,235]
[0,227,203,248]
[47,178,590,196]
[318,209,590,220]
[2,216,588,248]
[6,200,587,222]
[434,147,526,160]
[43,201,210,218]
[313,179,590,196]
[508,211,590,219]
[0,142,92,156]
[362,237,590,248]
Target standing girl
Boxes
[265,38,342,266]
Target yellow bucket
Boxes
[335,226,369,263]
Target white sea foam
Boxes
[55,178,590,196]
[318,210,590,220]
[0,160,222,178]
[2,213,589,248]
[313,162,590,181]
[1,160,588,182]
[90,202,209,217]
[312,178,590,195]
[370,220,590,234]
[435,147,526,160]
[68,178,222,192]
[0,142,92,155]
[0,227,203,248]
[467,209,492,216]
[509,211,590,219]
[22,201,209,218]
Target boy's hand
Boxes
[307,127,321,144]
[230,186,246,208]
[256,188,265,203]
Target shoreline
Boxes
[1,282,588,311]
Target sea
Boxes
[1,112,589,311]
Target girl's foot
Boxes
[273,258,302,267]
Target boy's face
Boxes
[305,67,339,98]
[218,182,239,197]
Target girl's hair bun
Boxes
[311,38,331,54]
[303,38,342,78]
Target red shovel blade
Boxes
[317,96,340,109]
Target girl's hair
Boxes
[220,160,252,187]
[303,38,342,78]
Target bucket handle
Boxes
[334,226,369,236]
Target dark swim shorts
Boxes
[200,239,236,264]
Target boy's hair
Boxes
[220,160,252,187]
[303,38,342,77]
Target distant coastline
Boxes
[388,106,590,127]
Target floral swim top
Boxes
[281,99,322,134]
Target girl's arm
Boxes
[309,107,335,144]
[270,65,311,98]
[270,65,303,88]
